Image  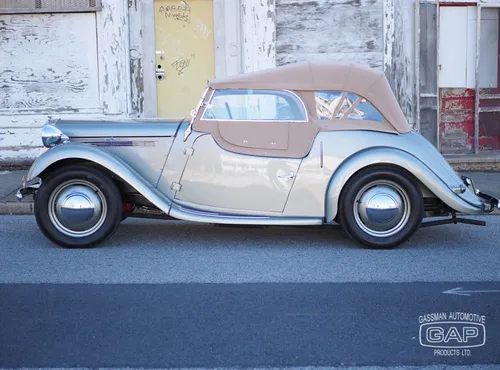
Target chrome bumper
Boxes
[461,175,499,213]
[16,177,42,202]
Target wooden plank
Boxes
[417,1,439,146]
[214,0,243,79]
[128,0,157,118]
[0,127,42,149]
[0,148,43,165]
[276,0,383,67]
[96,0,128,115]
[0,13,100,113]
[277,51,383,69]
[383,0,417,128]
[242,0,276,72]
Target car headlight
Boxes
[41,124,69,148]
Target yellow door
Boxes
[154,0,215,117]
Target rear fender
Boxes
[25,143,172,214]
[325,147,485,221]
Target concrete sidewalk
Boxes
[0,170,34,214]
[1,168,499,215]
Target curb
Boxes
[0,202,34,215]
[451,163,500,172]
[447,157,500,172]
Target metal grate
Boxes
[0,0,101,14]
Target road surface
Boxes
[1,215,499,369]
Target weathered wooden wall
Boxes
[0,13,100,112]
[384,0,416,128]
[241,0,276,72]
[273,0,418,127]
[417,1,438,146]
[275,0,384,69]
[0,0,129,165]
[128,0,157,118]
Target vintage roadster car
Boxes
[17,61,499,249]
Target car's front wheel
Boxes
[338,166,424,249]
[34,166,123,248]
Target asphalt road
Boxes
[1,215,500,369]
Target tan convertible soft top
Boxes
[207,61,411,133]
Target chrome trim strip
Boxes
[168,203,323,225]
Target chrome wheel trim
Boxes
[353,180,411,238]
[48,179,107,238]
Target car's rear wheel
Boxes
[34,166,122,248]
[338,166,424,249]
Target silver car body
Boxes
[22,122,489,225]
[19,61,497,230]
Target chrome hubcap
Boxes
[48,180,107,238]
[353,180,410,237]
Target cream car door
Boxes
[173,134,302,213]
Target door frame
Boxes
[474,2,500,154]
[415,0,500,154]
[415,0,441,151]
[128,0,244,119]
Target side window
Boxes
[316,91,343,120]
[202,89,307,121]
[315,91,384,122]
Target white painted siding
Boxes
[241,0,276,72]
[384,0,415,127]
[0,0,129,165]
[0,13,100,112]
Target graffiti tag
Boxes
[158,3,192,24]
[171,57,192,75]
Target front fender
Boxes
[325,147,485,222]
[25,143,173,214]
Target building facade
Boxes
[416,0,500,156]
[0,0,499,165]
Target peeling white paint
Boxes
[241,0,276,72]
[0,0,129,165]
[128,0,157,118]
[276,0,384,69]
[383,0,416,127]
[0,13,100,113]
[384,0,395,71]
[213,0,243,79]
[96,0,129,115]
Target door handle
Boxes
[278,172,295,180]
